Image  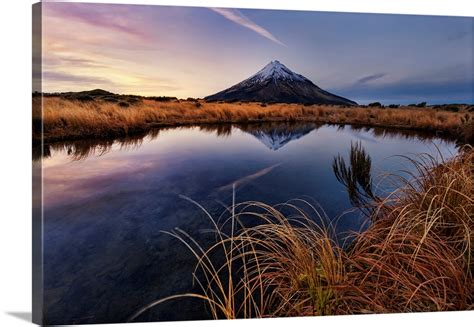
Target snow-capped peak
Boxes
[249,60,307,83]
[204,60,357,106]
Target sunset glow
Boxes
[37,2,474,104]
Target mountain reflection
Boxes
[236,122,320,150]
[33,122,457,162]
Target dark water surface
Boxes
[37,123,457,324]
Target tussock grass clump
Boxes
[130,147,473,320]
[347,148,473,312]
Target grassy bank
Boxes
[33,96,473,143]
[131,147,473,320]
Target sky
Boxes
[35,2,474,104]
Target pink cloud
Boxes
[44,3,150,40]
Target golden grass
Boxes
[129,147,473,320]
[33,97,472,143]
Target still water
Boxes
[37,123,457,324]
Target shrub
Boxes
[368,102,382,107]
[416,102,427,108]
[459,114,474,143]
[75,95,94,102]
[126,96,142,104]
[102,96,119,103]
[148,96,178,102]
[444,105,460,112]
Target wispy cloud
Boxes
[356,73,387,84]
[210,8,285,46]
[43,55,108,69]
[45,3,149,40]
[42,71,112,85]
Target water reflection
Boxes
[34,122,457,162]
[38,122,458,324]
[333,142,378,216]
[198,124,233,137]
[237,122,320,150]
[33,129,163,161]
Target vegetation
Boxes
[33,94,473,143]
[130,146,473,320]
[333,142,378,212]
[368,102,382,107]
[416,102,427,108]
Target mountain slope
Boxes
[205,60,357,106]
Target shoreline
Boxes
[33,97,473,144]
[35,118,459,145]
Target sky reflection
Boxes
[42,124,458,209]
[40,123,459,324]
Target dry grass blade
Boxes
[131,146,473,320]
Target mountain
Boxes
[205,60,357,106]
[237,122,318,151]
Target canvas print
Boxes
[32,2,473,325]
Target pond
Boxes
[35,122,458,324]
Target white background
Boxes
[0,0,472,326]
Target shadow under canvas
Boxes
[6,311,32,323]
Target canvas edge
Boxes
[32,2,43,325]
